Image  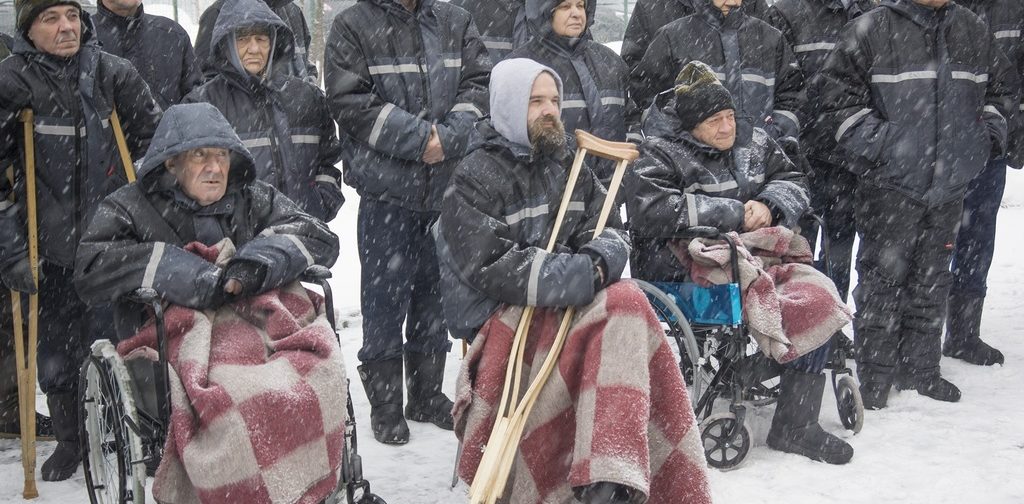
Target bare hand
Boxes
[743,200,773,231]
[422,125,445,165]
[224,278,243,295]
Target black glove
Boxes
[579,229,629,288]
[224,260,267,297]
[0,258,37,294]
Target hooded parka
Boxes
[0,12,161,269]
[817,0,1019,206]
[93,0,203,110]
[324,0,491,212]
[630,1,805,142]
[507,0,641,183]
[195,0,316,80]
[74,102,339,335]
[622,0,769,74]
[184,0,344,222]
[450,0,529,60]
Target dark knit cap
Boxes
[673,61,735,132]
[16,0,81,34]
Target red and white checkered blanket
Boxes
[453,281,713,504]
[116,240,347,504]
[669,226,852,363]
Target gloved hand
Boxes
[579,228,629,289]
[223,260,267,297]
[0,258,37,294]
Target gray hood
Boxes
[489,58,564,148]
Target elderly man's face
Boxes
[101,0,142,17]
[527,72,567,154]
[28,5,81,58]
[235,28,271,76]
[552,0,586,38]
[166,148,231,206]
[712,0,742,15]
[691,109,737,151]
[912,0,950,8]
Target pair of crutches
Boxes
[465,130,639,504]
[10,108,135,499]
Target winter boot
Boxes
[358,359,409,445]
[574,482,639,503]
[860,380,891,410]
[0,412,55,441]
[404,352,454,430]
[943,295,1004,366]
[41,392,82,481]
[766,369,854,465]
[912,373,961,403]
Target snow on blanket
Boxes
[669,226,852,363]
[116,240,348,504]
[453,281,713,504]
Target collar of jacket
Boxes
[96,0,145,31]
[883,0,952,28]
[675,130,733,157]
[697,0,746,30]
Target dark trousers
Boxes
[784,341,833,375]
[950,159,1007,297]
[356,198,451,363]
[802,161,857,302]
[852,184,962,384]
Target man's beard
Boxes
[528,115,567,157]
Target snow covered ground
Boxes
[3,170,1024,503]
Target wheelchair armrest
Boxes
[126,287,160,305]
[302,265,332,282]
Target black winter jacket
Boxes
[0,33,11,59]
[763,0,874,166]
[325,0,491,212]
[450,0,528,60]
[93,2,203,110]
[195,0,316,80]
[435,122,630,340]
[626,118,809,282]
[0,16,161,269]
[817,0,1019,206]
[622,0,768,74]
[959,0,1024,167]
[74,102,339,335]
[630,2,805,141]
[184,0,344,222]
[507,0,640,183]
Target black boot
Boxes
[913,374,961,403]
[41,392,82,481]
[358,359,409,445]
[404,352,454,430]
[767,369,854,465]
[574,482,638,503]
[0,412,55,441]
[944,295,1004,366]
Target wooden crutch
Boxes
[11,109,40,499]
[109,109,136,183]
[469,131,639,504]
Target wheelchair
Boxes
[77,266,387,504]
[635,223,864,470]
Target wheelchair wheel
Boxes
[356,495,388,504]
[81,342,147,504]
[835,375,865,434]
[633,279,707,402]
[700,412,750,470]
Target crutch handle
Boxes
[574,130,639,162]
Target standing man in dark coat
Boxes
[325,0,490,445]
[621,0,769,74]
[763,0,874,306]
[0,0,160,481]
[508,0,640,185]
[185,0,343,223]
[450,0,528,61]
[195,0,316,80]
[630,0,805,146]
[818,0,1018,408]
[942,0,1024,367]
[92,0,203,110]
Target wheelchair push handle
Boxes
[301,265,332,282]
[128,287,160,304]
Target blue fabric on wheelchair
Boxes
[646,281,743,326]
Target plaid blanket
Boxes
[453,281,713,504]
[116,240,347,504]
[669,226,852,363]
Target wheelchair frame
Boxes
[78,266,386,504]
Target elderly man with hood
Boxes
[625,61,853,465]
[185,0,344,223]
[0,0,160,481]
[508,0,641,185]
[818,0,1018,408]
[438,58,712,504]
[195,0,316,81]
[451,0,529,60]
[325,0,490,445]
[92,0,203,110]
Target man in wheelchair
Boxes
[626,62,854,465]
